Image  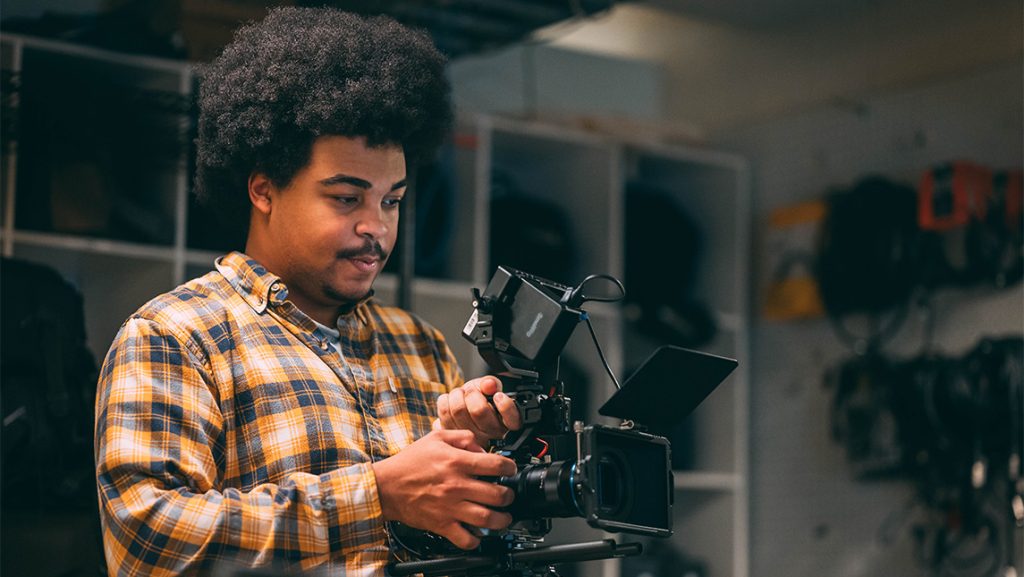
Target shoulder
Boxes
[131,270,234,330]
[113,270,244,364]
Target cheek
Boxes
[385,212,401,243]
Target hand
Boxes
[371,429,517,549]
[434,376,522,447]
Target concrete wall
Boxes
[715,61,1023,577]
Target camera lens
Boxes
[497,460,582,520]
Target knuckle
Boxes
[485,510,512,529]
[499,487,515,506]
[475,508,498,527]
[469,403,492,420]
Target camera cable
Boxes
[568,274,626,391]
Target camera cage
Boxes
[389,266,738,577]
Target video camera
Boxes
[388,266,738,577]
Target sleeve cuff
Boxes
[321,462,388,555]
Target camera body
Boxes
[463,266,673,539]
[389,267,737,576]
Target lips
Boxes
[345,254,380,273]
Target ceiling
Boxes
[2,0,1018,134]
[537,0,1022,133]
[0,0,881,62]
[0,0,622,61]
[640,0,875,28]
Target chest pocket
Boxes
[373,377,449,453]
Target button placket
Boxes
[343,327,390,460]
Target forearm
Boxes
[97,460,386,576]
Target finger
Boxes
[492,392,521,431]
[462,479,515,508]
[447,387,476,431]
[437,393,455,429]
[463,388,505,438]
[471,376,501,396]
[433,429,485,453]
[456,503,514,532]
[431,418,442,431]
[461,452,517,477]
[439,522,480,551]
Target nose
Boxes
[354,204,389,240]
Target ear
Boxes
[248,172,275,216]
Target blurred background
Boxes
[0,1,1021,576]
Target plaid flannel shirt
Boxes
[95,252,463,576]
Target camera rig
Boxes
[388,266,738,577]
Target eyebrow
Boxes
[319,174,407,191]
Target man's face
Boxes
[250,135,406,320]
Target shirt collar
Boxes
[216,251,375,324]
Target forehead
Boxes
[306,135,406,179]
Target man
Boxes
[95,8,521,576]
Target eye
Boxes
[332,196,359,206]
[383,196,404,209]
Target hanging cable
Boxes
[583,312,621,390]
[568,274,626,390]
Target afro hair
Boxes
[194,7,452,238]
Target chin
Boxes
[323,282,374,304]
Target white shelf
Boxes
[674,471,741,491]
[624,140,750,172]
[10,230,176,261]
[716,310,742,332]
[1,33,190,73]
[183,248,223,267]
[486,114,612,147]
[373,273,475,301]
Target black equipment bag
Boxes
[624,182,715,348]
[489,170,576,284]
[1,257,103,576]
[816,176,921,316]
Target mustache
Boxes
[336,240,387,261]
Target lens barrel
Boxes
[497,460,581,520]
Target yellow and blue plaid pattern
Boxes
[95,252,463,576]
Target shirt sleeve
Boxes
[95,317,386,577]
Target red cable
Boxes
[535,438,550,459]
